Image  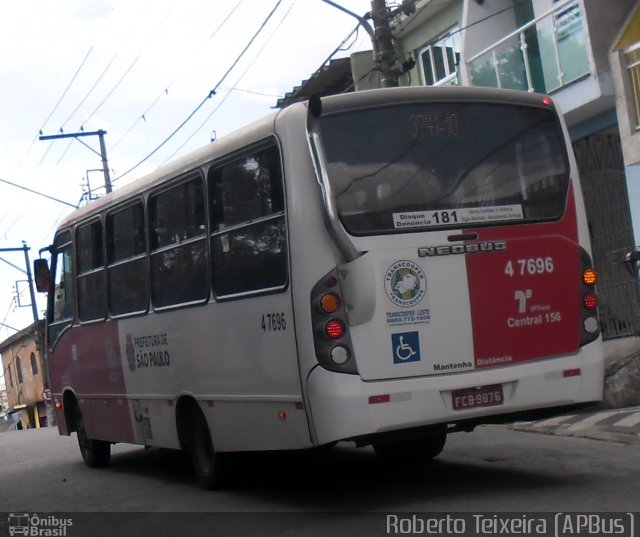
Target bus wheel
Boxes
[189,409,224,490]
[75,408,111,468]
[373,428,446,463]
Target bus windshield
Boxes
[318,102,570,235]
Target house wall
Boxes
[1,334,45,412]
[396,2,463,85]
[582,0,636,75]
[612,48,640,167]
[0,380,8,414]
[461,0,519,59]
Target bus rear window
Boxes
[318,102,569,235]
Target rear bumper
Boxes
[305,340,604,445]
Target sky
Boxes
[0,0,374,343]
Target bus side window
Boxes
[76,219,106,322]
[106,201,149,316]
[49,231,75,347]
[208,143,288,298]
[148,174,209,309]
[53,245,74,322]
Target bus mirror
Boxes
[34,259,52,293]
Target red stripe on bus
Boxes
[465,184,581,368]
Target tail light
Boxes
[580,248,600,345]
[325,319,346,339]
[583,293,598,310]
[311,269,358,374]
[582,268,597,286]
[320,293,341,314]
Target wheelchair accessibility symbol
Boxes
[391,331,421,364]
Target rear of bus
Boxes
[299,87,604,454]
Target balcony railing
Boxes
[466,0,591,94]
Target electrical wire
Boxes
[111,87,170,151]
[38,52,119,166]
[111,0,246,152]
[161,0,296,164]
[53,51,143,166]
[0,298,17,336]
[52,4,175,165]
[209,0,246,40]
[0,178,77,208]
[59,52,119,134]
[20,47,93,166]
[81,52,143,130]
[112,0,283,184]
[405,0,528,60]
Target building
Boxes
[281,0,640,341]
[0,321,49,428]
[611,2,640,168]
[0,378,8,416]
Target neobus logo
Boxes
[418,241,507,257]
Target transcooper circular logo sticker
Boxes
[384,260,427,307]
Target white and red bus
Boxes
[36,87,603,488]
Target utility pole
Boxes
[370,0,399,87]
[0,244,38,324]
[0,243,52,423]
[39,130,112,194]
[321,0,401,87]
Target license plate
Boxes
[452,384,504,411]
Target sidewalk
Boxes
[511,406,640,444]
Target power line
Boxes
[209,0,246,40]
[219,86,281,98]
[0,298,17,336]
[113,0,283,184]
[161,0,296,163]
[20,47,94,166]
[403,0,527,62]
[81,53,143,131]
[38,52,120,167]
[54,5,175,165]
[40,46,94,132]
[0,178,77,208]
[59,52,119,135]
[55,51,142,166]
[111,87,170,151]
[111,0,247,152]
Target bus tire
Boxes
[189,409,224,490]
[373,428,446,463]
[75,408,111,468]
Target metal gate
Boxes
[574,134,640,339]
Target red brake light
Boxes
[542,96,552,106]
[325,320,346,339]
[583,294,598,310]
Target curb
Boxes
[509,406,640,444]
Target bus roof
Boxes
[56,108,283,230]
[55,86,555,232]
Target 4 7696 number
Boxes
[504,257,554,277]
[261,312,286,332]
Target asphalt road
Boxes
[1,424,638,515]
